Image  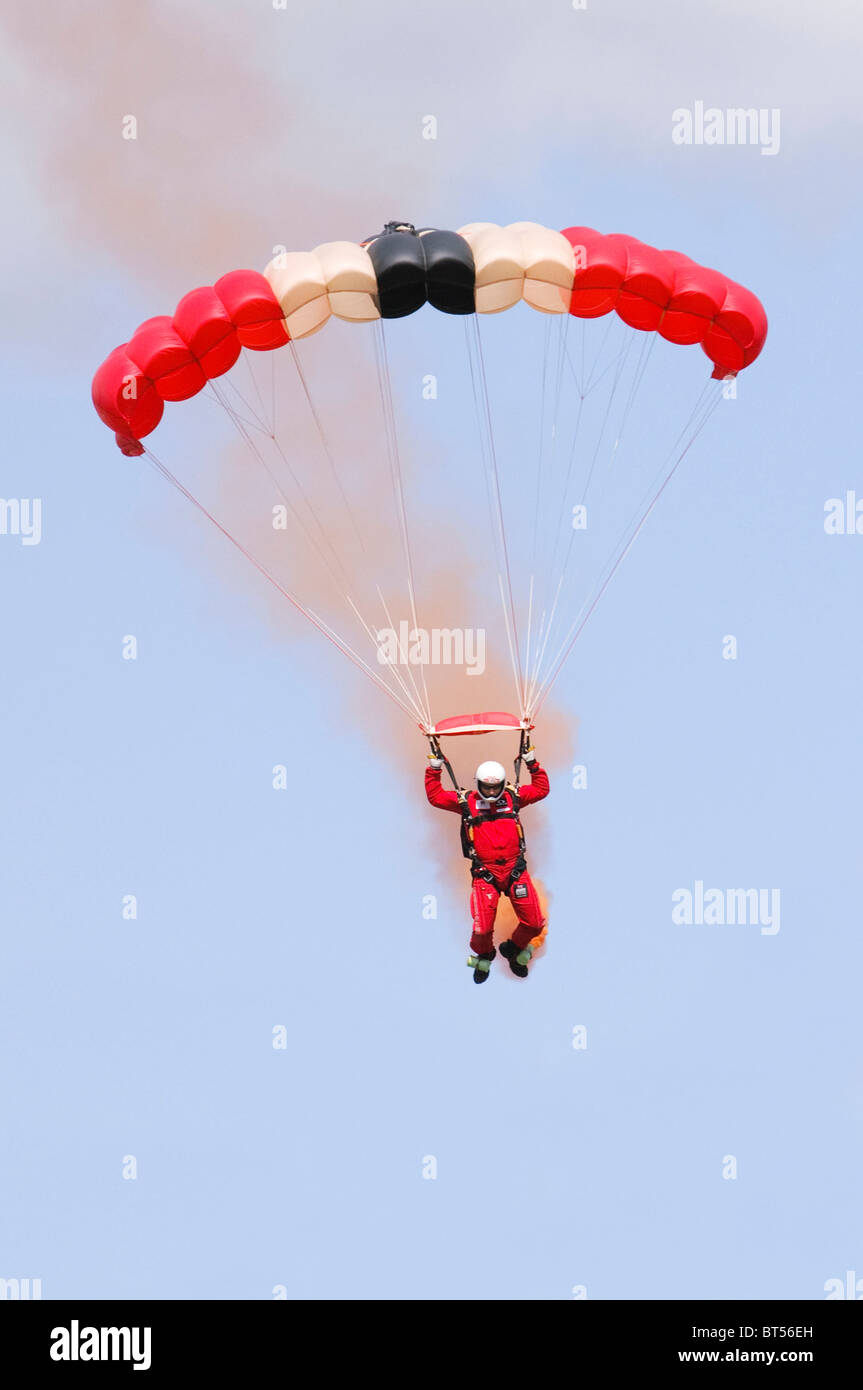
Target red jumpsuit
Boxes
[425,762,550,956]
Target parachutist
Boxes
[426,738,549,979]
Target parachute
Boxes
[92,218,766,734]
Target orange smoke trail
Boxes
[494,875,550,954]
[5,7,410,294]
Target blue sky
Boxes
[1,0,861,1300]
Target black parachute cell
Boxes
[363,224,476,319]
[419,230,476,315]
[365,229,428,318]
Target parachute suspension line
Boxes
[205,349,275,436]
[524,612,546,720]
[525,323,639,712]
[528,377,720,716]
[526,321,552,710]
[555,310,571,407]
[539,390,583,619]
[526,373,719,716]
[371,320,432,730]
[201,372,425,722]
[464,317,504,593]
[552,311,571,449]
[579,312,618,394]
[529,313,582,676]
[142,447,422,725]
[623,331,656,420]
[499,572,529,721]
[372,322,433,729]
[203,381,271,436]
[527,326,651,708]
[307,599,428,727]
[529,380,725,717]
[236,343,426,715]
[524,573,535,713]
[577,327,635,505]
[602,331,656,482]
[579,316,586,394]
[530,315,553,572]
[524,570,564,717]
[464,314,527,715]
[164,343,426,724]
[242,346,275,435]
[275,343,419,681]
[548,330,653,640]
[208,378,356,601]
[527,314,570,702]
[524,346,593,716]
[229,350,386,692]
[536,318,622,634]
[287,341,368,558]
[270,347,277,439]
[371,583,438,727]
[570,330,639,402]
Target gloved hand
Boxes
[427,754,443,769]
[522,745,537,765]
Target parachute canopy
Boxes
[92,220,766,451]
[91,216,767,735]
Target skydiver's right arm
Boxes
[424,763,461,812]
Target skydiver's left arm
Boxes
[518,748,550,805]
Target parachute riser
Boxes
[427,733,460,791]
[427,723,532,792]
[513,726,531,791]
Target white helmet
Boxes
[476,760,506,801]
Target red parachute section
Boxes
[91,270,288,452]
[562,227,767,376]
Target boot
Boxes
[466,948,496,983]
[499,939,533,979]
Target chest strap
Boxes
[457,786,527,888]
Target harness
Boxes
[457,785,527,890]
